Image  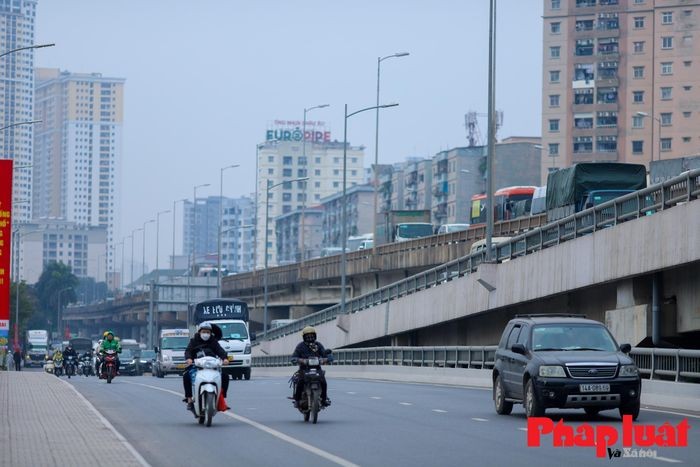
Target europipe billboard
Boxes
[0,159,12,349]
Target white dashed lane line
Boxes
[346,391,357,395]
[432,409,448,413]
[399,402,413,406]
[370,396,382,400]
[471,417,489,422]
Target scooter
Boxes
[189,355,222,427]
[99,349,118,383]
[64,355,77,378]
[79,354,93,376]
[53,356,64,377]
[44,358,55,375]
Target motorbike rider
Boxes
[99,330,122,375]
[292,326,331,407]
[52,347,63,362]
[183,322,229,413]
[63,343,78,372]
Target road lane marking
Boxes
[123,381,359,467]
[517,427,528,431]
[62,379,151,467]
[370,396,382,399]
[642,407,700,419]
[654,456,682,464]
[346,391,357,395]
[432,409,448,413]
[471,417,488,422]
[399,402,413,406]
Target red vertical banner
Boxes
[0,159,13,350]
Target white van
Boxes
[153,329,190,377]
[469,237,512,259]
[437,223,470,234]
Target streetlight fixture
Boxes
[187,183,210,330]
[130,228,143,291]
[342,102,399,314]
[373,52,410,252]
[300,104,329,262]
[485,0,497,262]
[263,177,309,335]
[635,111,662,163]
[0,119,42,132]
[219,224,253,296]
[172,198,187,269]
[0,43,55,59]
[141,219,155,290]
[155,210,171,274]
[218,164,240,297]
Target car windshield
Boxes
[161,336,189,350]
[121,350,134,359]
[219,322,249,340]
[398,224,433,238]
[532,324,618,352]
[140,350,156,359]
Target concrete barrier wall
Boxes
[255,201,700,356]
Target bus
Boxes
[470,186,537,225]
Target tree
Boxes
[10,281,38,342]
[35,261,78,315]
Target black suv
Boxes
[493,315,641,419]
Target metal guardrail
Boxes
[252,345,700,383]
[260,169,700,342]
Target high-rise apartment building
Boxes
[255,123,364,268]
[542,0,700,182]
[1,0,38,223]
[33,68,125,279]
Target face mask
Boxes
[200,332,211,341]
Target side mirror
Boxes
[250,332,256,341]
[324,348,333,356]
[153,346,159,353]
[511,343,527,355]
[619,343,632,354]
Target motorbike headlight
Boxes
[539,365,567,378]
[619,365,639,377]
[244,344,251,355]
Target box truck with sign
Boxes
[193,298,253,380]
[25,330,49,367]
[153,329,190,378]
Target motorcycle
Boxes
[291,350,333,424]
[99,350,118,383]
[79,354,93,377]
[64,355,77,378]
[44,358,55,375]
[189,353,223,427]
[53,356,64,377]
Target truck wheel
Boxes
[244,369,251,380]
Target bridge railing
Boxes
[252,345,700,383]
[259,169,700,342]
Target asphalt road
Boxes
[66,373,699,467]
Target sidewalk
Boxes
[0,371,148,467]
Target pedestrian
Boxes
[13,348,22,371]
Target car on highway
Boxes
[139,350,156,373]
[119,350,141,376]
[492,314,641,420]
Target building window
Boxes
[314,181,321,188]
[550,22,561,34]
[634,17,645,29]
[632,141,644,154]
[598,37,619,55]
[573,136,593,153]
[548,143,559,155]
[551,0,560,9]
[333,181,339,188]
[597,87,618,104]
[661,36,673,49]
[660,138,672,151]
[684,61,692,67]
[283,156,293,165]
[596,135,617,153]
[683,10,692,17]
[282,192,292,202]
[549,119,560,132]
[633,66,644,79]
[314,169,321,176]
[575,115,594,128]
[268,168,274,175]
[549,94,560,107]
[283,168,292,177]
[576,0,596,6]
[574,88,594,104]
[662,12,673,24]
[315,157,321,163]
[575,39,594,56]
[661,62,673,75]
[661,87,672,100]
[632,115,644,128]
[633,41,645,53]
[575,19,594,31]
[660,112,672,126]
[550,46,561,58]
[633,91,644,103]
[683,111,692,118]
[597,111,617,128]
[683,137,691,143]
[598,61,618,78]
[549,70,560,82]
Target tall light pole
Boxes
[114,241,124,292]
[635,111,662,164]
[56,287,72,341]
[218,164,239,297]
[373,52,409,251]
[301,104,329,262]
[11,228,39,348]
[0,120,42,132]
[141,219,155,290]
[220,224,253,295]
[264,177,309,335]
[485,0,497,262]
[0,42,55,59]
[172,198,187,269]
[342,103,399,314]
[155,210,170,274]
[130,228,143,291]
[187,183,210,330]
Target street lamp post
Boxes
[635,111,662,164]
[0,43,55,59]
[56,287,72,341]
[373,52,409,251]
[141,219,155,290]
[263,177,309,336]
[300,104,329,262]
[220,224,253,295]
[11,228,39,348]
[172,199,187,269]
[155,210,170,274]
[342,103,399,314]
[130,228,143,291]
[485,0,498,262]
[218,164,239,297]
[187,184,210,330]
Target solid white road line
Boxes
[471,417,489,422]
[61,379,151,467]
[642,407,700,419]
[653,456,682,464]
[123,381,359,467]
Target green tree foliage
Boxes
[35,261,78,314]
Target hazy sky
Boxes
[36,0,543,270]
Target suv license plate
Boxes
[580,384,610,393]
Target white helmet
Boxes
[198,322,213,332]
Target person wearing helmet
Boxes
[291,326,331,407]
[99,331,122,375]
[183,322,230,413]
[63,343,78,360]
